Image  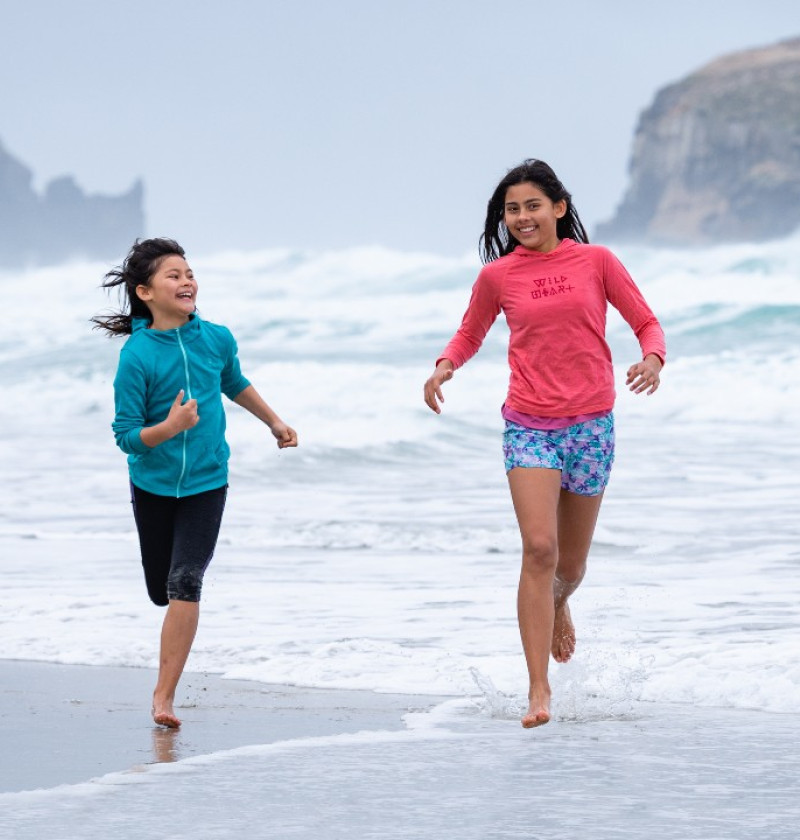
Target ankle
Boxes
[528,683,551,701]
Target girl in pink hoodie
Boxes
[424,160,665,728]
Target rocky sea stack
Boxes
[0,140,144,267]
[596,37,800,245]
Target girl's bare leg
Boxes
[551,489,604,663]
[508,468,562,728]
[152,599,199,728]
[509,469,605,727]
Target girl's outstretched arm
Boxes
[233,385,298,448]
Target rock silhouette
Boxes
[0,140,144,267]
[597,37,800,245]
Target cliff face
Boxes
[596,37,800,245]
[0,140,144,267]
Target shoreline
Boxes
[5,660,800,838]
[0,659,451,794]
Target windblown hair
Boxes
[91,238,186,336]
[480,159,589,264]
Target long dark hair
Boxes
[480,159,589,264]
[91,238,186,336]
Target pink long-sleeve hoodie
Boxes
[437,239,666,417]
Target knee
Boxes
[555,544,589,584]
[147,586,169,607]
[556,563,586,587]
[520,535,558,575]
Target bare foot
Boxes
[152,700,181,729]
[551,601,576,663]
[521,687,551,729]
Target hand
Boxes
[423,361,454,414]
[626,355,662,396]
[270,422,298,449]
[166,390,199,431]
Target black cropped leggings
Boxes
[130,483,227,606]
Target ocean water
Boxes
[1,236,799,831]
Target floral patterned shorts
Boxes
[502,413,615,496]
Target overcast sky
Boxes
[2,0,799,257]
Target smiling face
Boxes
[503,182,566,253]
[136,254,198,330]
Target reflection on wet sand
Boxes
[152,727,180,764]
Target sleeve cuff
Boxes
[125,429,151,455]
[224,376,252,401]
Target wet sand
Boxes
[0,659,446,793]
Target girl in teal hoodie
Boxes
[94,238,298,728]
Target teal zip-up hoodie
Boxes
[112,314,251,497]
